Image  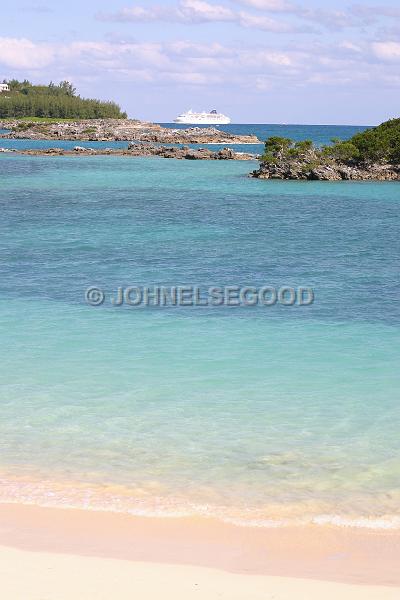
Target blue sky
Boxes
[1,0,400,123]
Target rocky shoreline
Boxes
[251,123,400,181]
[251,158,400,180]
[0,118,260,145]
[0,144,257,161]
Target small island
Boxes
[0,79,260,145]
[251,118,400,181]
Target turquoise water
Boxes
[0,123,369,156]
[0,143,399,527]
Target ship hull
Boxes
[173,116,231,125]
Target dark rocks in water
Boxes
[5,143,256,161]
[127,143,255,160]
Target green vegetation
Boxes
[7,116,76,123]
[262,137,316,163]
[82,127,97,134]
[350,118,400,163]
[0,79,127,120]
[262,118,400,165]
[323,139,360,162]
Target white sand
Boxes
[1,545,399,600]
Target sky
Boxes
[1,0,400,124]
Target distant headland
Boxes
[0,79,126,120]
[0,79,260,145]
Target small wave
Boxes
[1,473,400,531]
[311,514,400,530]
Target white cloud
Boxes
[1,34,400,95]
[238,11,295,32]
[253,50,294,67]
[97,0,301,31]
[168,41,230,57]
[0,37,54,69]
[167,71,215,84]
[96,1,383,32]
[234,1,400,30]
[339,41,363,53]
[180,0,235,21]
[296,8,354,31]
[97,6,172,23]
[232,0,295,11]
[351,4,400,20]
[255,76,273,90]
[97,1,236,24]
[372,41,400,61]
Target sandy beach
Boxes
[0,503,399,599]
[2,544,400,600]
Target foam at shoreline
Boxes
[1,472,399,531]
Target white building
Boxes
[0,83,10,93]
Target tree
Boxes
[262,136,293,162]
[0,79,127,119]
[58,81,76,97]
[350,119,400,163]
[323,140,360,162]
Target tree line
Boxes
[0,79,127,119]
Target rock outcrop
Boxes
[127,143,255,160]
[0,119,260,145]
[251,124,400,181]
[251,159,400,181]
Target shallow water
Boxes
[0,145,399,527]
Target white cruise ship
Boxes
[174,109,231,125]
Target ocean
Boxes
[0,122,369,155]
[0,124,399,528]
